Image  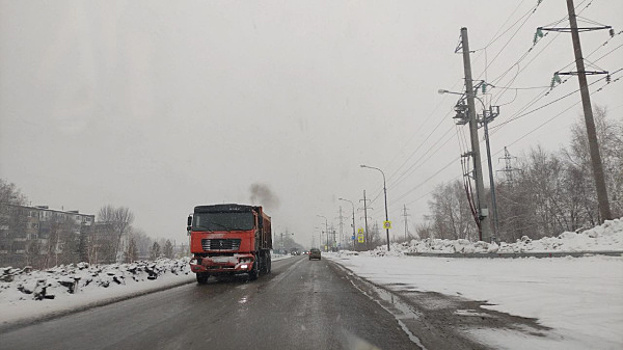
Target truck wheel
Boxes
[267,254,272,274]
[248,260,259,281]
[259,252,268,275]
[196,272,209,284]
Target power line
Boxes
[489,41,623,136]
[492,67,621,131]
[487,0,600,106]
[369,126,457,207]
[382,82,463,182]
[386,67,620,217]
[389,156,460,207]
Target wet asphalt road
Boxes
[1,256,417,350]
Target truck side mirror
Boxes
[187,215,192,232]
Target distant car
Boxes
[309,248,321,260]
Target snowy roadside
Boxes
[0,253,294,329]
[326,219,623,350]
[375,218,623,256]
[327,253,623,350]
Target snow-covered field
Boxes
[328,218,623,350]
[0,253,294,327]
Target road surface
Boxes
[2,256,421,350]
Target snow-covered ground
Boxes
[1,219,622,349]
[385,218,623,255]
[0,253,294,327]
[327,218,623,350]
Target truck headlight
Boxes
[240,264,248,269]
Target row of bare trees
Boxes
[418,107,622,242]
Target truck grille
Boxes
[201,239,241,251]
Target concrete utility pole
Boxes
[565,0,612,221]
[360,164,391,251]
[337,206,346,248]
[338,197,356,251]
[482,106,500,240]
[317,215,329,251]
[362,190,370,249]
[460,27,491,242]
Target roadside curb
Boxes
[0,277,196,333]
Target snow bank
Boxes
[366,217,623,256]
[0,258,191,304]
[0,258,195,326]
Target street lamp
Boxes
[438,88,499,240]
[316,215,329,251]
[360,165,391,251]
[338,197,356,251]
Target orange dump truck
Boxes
[187,204,272,284]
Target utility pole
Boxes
[316,215,329,252]
[538,1,613,222]
[361,190,370,249]
[337,206,346,248]
[402,205,411,241]
[460,27,491,242]
[565,0,612,221]
[482,105,500,240]
[338,197,357,251]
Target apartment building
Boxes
[0,205,95,268]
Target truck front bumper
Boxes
[190,254,254,274]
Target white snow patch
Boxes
[366,218,623,256]
[327,218,623,349]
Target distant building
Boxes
[0,205,95,268]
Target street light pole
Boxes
[339,197,356,251]
[360,165,391,251]
[316,215,328,251]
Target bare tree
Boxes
[150,241,161,261]
[97,205,135,263]
[125,237,139,263]
[163,239,174,259]
[565,106,623,219]
[414,222,433,240]
[131,228,153,260]
[426,180,478,241]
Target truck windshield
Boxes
[193,212,254,231]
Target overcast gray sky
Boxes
[2,0,622,246]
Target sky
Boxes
[1,0,622,246]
